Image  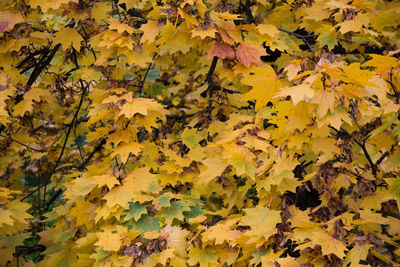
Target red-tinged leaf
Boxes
[235,41,266,67]
[206,43,235,60]
[0,12,24,33]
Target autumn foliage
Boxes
[1,0,400,266]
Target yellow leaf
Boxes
[203,223,241,245]
[215,11,243,20]
[140,20,161,44]
[311,89,336,118]
[346,244,373,266]
[275,84,315,105]
[188,247,218,266]
[198,158,228,184]
[241,207,281,227]
[338,14,370,34]
[29,0,78,12]
[53,28,84,51]
[162,225,190,257]
[119,98,164,118]
[95,230,121,251]
[312,231,348,258]
[343,63,376,87]
[0,209,14,226]
[256,24,279,38]
[242,65,283,110]
[111,142,143,163]
[108,18,137,34]
[103,183,134,209]
[191,27,217,39]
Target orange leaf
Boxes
[235,41,266,67]
[206,43,235,60]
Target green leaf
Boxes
[124,201,147,221]
[146,68,161,82]
[181,128,202,149]
[130,215,160,234]
[158,194,173,208]
[160,200,191,224]
[149,83,165,98]
[123,72,135,80]
[183,205,204,219]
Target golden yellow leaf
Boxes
[311,89,336,118]
[338,14,370,34]
[111,142,143,163]
[119,98,164,118]
[140,20,161,44]
[95,230,121,251]
[53,28,84,51]
[256,24,279,38]
[275,84,315,105]
[345,244,373,266]
[311,231,348,258]
[242,65,283,110]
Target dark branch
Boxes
[244,0,255,24]
[206,56,219,108]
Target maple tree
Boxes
[0,0,400,266]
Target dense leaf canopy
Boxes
[0,0,400,266]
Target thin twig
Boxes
[78,138,106,170]
[0,134,51,152]
[138,54,157,94]
[22,86,87,201]
[277,28,316,55]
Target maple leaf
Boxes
[0,12,24,33]
[311,231,348,258]
[162,225,190,257]
[203,223,241,245]
[256,24,279,38]
[198,157,228,184]
[206,42,235,60]
[119,97,164,118]
[275,84,315,105]
[103,180,135,209]
[108,18,137,34]
[181,128,203,149]
[140,20,161,44]
[235,41,266,67]
[160,200,191,224]
[241,207,281,227]
[123,201,147,221]
[345,244,373,266]
[130,215,160,234]
[53,28,84,51]
[242,65,283,110]
[188,247,218,266]
[311,89,336,118]
[338,14,370,34]
[95,230,121,252]
[111,142,143,163]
